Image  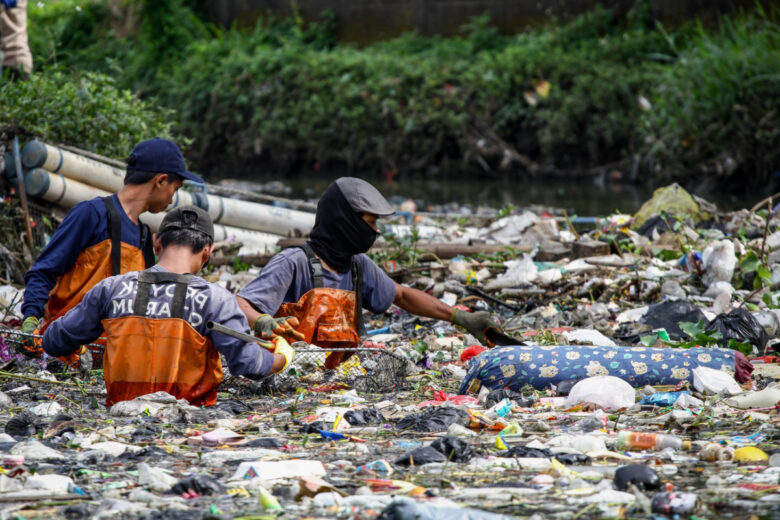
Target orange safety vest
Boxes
[100,269,223,407]
[275,244,366,369]
[40,197,155,333]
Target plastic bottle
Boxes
[617,431,691,451]
[699,443,735,462]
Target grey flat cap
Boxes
[335,177,395,217]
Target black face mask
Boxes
[308,183,379,273]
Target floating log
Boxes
[210,238,537,267]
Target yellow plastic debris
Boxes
[633,183,711,228]
[733,447,769,463]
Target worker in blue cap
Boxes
[20,138,203,369]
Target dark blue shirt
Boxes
[22,195,143,319]
[237,248,397,316]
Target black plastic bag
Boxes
[637,215,677,238]
[170,474,225,496]
[640,300,707,340]
[430,436,475,463]
[555,380,578,396]
[614,464,660,491]
[344,407,384,426]
[394,446,447,466]
[5,412,42,439]
[299,421,326,434]
[484,389,523,408]
[215,399,251,415]
[554,453,592,465]
[708,308,768,352]
[396,407,469,432]
[244,437,286,448]
[498,446,552,458]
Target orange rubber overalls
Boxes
[100,269,223,407]
[33,197,154,364]
[275,244,366,369]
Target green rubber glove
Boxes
[252,314,305,341]
[19,316,41,357]
[451,309,496,345]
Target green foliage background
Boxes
[3,0,778,185]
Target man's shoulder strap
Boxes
[101,196,122,276]
[351,257,366,339]
[297,243,324,289]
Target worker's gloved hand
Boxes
[18,316,42,358]
[77,346,93,379]
[253,314,305,341]
[270,336,295,373]
[451,309,497,346]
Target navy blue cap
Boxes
[128,138,204,184]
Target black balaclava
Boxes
[307,182,379,273]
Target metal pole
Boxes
[12,137,34,254]
[206,321,274,349]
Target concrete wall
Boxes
[205,0,759,44]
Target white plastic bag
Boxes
[702,240,737,287]
[692,366,741,395]
[566,376,636,410]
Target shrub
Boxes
[640,9,780,184]
[1,71,183,159]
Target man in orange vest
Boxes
[41,206,292,407]
[236,177,501,368]
[21,138,198,368]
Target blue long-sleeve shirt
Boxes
[22,195,143,319]
[237,248,397,316]
[42,265,274,378]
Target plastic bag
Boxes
[614,464,661,491]
[640,300,707,341]
[344,407,384,426]
[378,498,514,520]
[170,475,225,496]
[5,412,42,439]
[708,308,768,352]
[396,407,469,432]
[429,436,475,463]
[692,366,742,395]
[639,391,690,407]
[394,446,447,466]
[702,240,737,288]
[566,376,636,410]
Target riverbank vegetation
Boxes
[3,0,778,186]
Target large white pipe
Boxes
[24,169,278,254]
[22,140,315,236]
[199,193,314,236]
[22,140,125,193]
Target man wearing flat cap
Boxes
[237,177,498,368]
[42,206,292,407]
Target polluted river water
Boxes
[2,172,780,519]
